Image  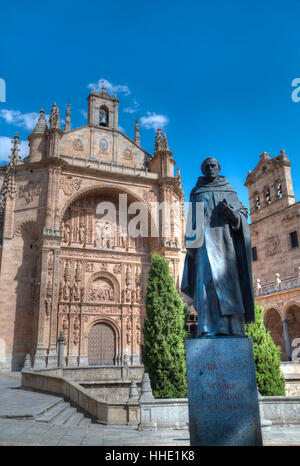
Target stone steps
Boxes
[36,400,68,423]
[36,399,91,427]
[52,406,77,425]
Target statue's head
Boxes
[201,157,221,180]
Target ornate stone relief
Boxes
[143,190,156,204]
[60,176,82,196]
[123,147,132,160]
[84,262,94,272]
[94,220,115,248]
[265,236,281,257]
[81,306,121,314]
[19,181,42,203]
[113,263,122,274]
[73,139,84,151]
[99,138,108,153]
[89,277,115,302]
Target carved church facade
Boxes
[0,87,185,370]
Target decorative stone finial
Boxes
[49,102,61,129]
[154,128,162,153]
[279,149,289,161]
[139,373,154,402]
[64,104,71,132]
[33,109,48,134]
[9,133,22,166]
[58,331,66,343]
[128,380,139,402]
[162,132,169,151]
[134,119,140,146]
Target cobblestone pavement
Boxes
[0,372,299,446]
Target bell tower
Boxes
[245,149,295,223]
[87,84,119,129]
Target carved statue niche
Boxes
[74,281,81,301]
[45,280,52,317]
[125,265,132,287]
[48,251,54,276]
[118,226,128,249]
[62,317,69,344]
[62,222,71,244]
[73,316,80,345]
[135,266,141,286]
[135,287,141,302]
[74,261,81,301]
[125,288,132,303]
[136,317,141,345]
[78,223,85,245]
[63,282,70,301]
[94,220,115,249]
[126,318,132,344]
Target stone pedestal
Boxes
[185,336,262,446]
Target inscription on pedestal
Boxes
[185,337,262,446]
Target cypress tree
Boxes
[141,254,188,398]
[245,302,285,396]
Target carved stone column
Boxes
[47,246,61,368]
[33,245,50,369]
[79,311,88,366]
[283,319,292,361]
[44,168,54,232]
[57,331,66,368]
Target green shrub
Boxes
[246,302,285,396]
[141,254,188,398]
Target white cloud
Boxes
[0,109,53,131]
[140,112,169,131]
[0,109,41,131]
[123,99,140,114]
[87,79,131,96]
[0,136,29,163]
[80,109,88,119]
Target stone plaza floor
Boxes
[0,372,299,446]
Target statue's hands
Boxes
[221,199,239,226]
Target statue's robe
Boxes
[181,175,255,336]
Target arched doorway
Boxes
[88,323,116,365]
[264,308,286,360]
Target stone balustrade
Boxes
[255,273,300,297]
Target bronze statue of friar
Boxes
[181,157,255,337]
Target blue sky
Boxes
[1,0,300,211]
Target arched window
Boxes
[99,106,109,127]
[265,187,271,205]
[276,182,283,199]
[254,194,261,211]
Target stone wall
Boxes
[21,367,300,428]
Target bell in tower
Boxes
[99,106,109,127]
[87,84,119,129]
